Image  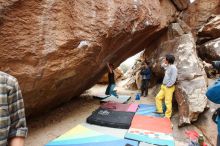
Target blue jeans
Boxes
[105,84,117,97]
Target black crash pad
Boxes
[86,108,135,129]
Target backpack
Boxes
[206,79,220,104]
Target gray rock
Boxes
[171,0,189,10]
[198,15,220,39]
[172,33,208,125]
[197,37,220,62]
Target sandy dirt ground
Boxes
[25,81,215,146]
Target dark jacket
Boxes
[140,68,151,80]
[108,72,115,84]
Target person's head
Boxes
[165,54,175,64]
[141,62,146,68]
[145,61,150,67]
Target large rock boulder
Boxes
[0,0,177,116]
[124,58,143,90]
[171,0,189,10]
[197,38,220,62]
[202,61,217,78]
[198,15,220,39]
[180,0,220,35]
[196,14,220,76]
[0,0,19,12]
[144,23,208,126]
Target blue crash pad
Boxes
[206,79,220,104]
[136,104,161,117]
[46,125,138,146]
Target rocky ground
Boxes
[25,80,218,146]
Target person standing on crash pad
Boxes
[140,61,151,97]
[105,63,118,97]
[155,54,177,118]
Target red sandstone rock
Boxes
[171,0,189,10]
[0,0,177,115]
[181,0,220,35]
[198,15,220,39]
[197,38,220,62]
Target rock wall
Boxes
[0,0,177,116]
[198,15,220,39]
[198,38,220,62]
[180,0,220,35]
[124,57,143,90]
[171,0,189,10]
[174,33,208,124]
[197,15,220,62]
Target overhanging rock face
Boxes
[0,0,177,116]
[180,0,220,35]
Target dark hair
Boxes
[145,61,150,66]
[165,54,175,64]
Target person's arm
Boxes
[106,63,113,73]
[9,137,25,146]
[8,79,28,146]
[166,67,177,87]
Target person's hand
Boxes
[161,59,167,68]
[166,85,172,88]
[162,58,167,64]
[9,137,25,146]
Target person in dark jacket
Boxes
[105,63,117,97]
[140,62,151,97]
